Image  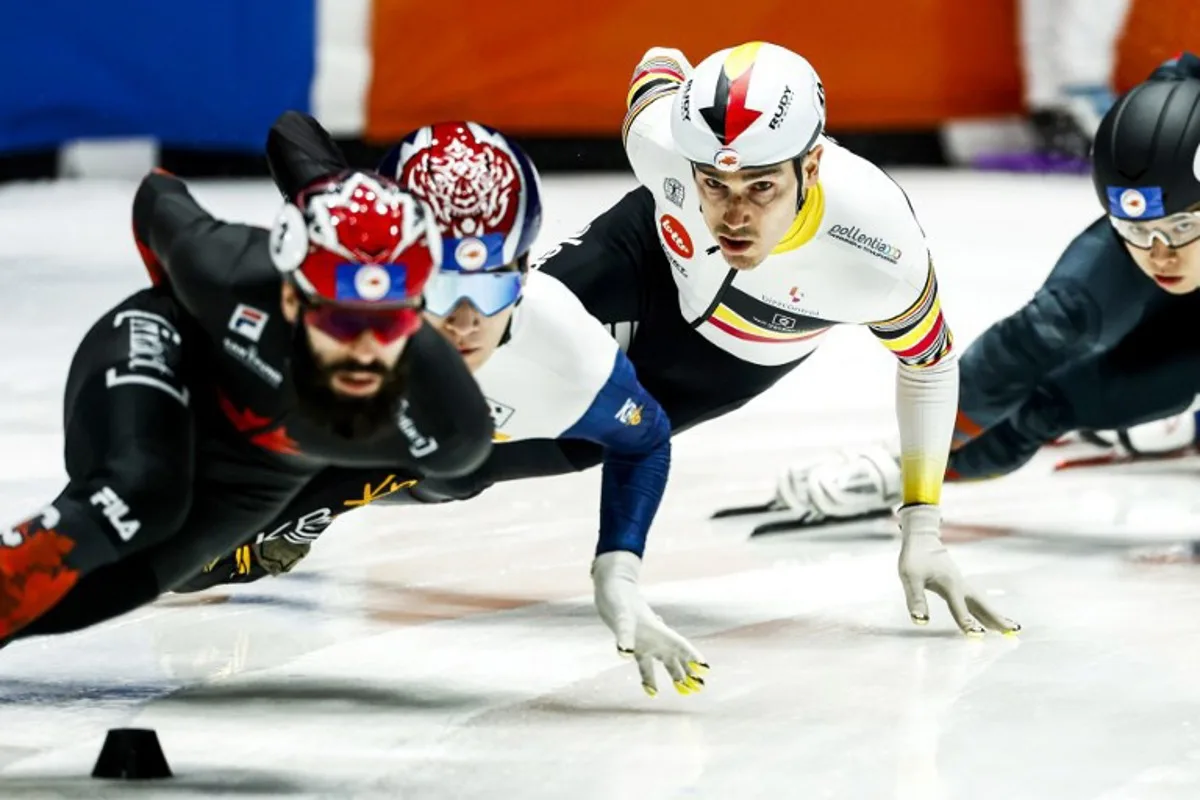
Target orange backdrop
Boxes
[366,0,1199,142]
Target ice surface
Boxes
[0,171,1198,799]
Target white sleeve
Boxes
[893,348,959,507]
[860,187,957,508]
[622,48,689,188]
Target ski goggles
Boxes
[1109,211,1200,250]
[423,270,524,317]
[303,302,422,344]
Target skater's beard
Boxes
[289,327,410,441]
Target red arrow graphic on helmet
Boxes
[723,67,761,145]
[700,65,762,147]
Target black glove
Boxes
[265,110,351,202]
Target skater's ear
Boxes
[799,144,823,190]
[280,281,302,323]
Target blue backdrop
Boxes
[0,0,315,153]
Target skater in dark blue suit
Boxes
[762,53,1200,528]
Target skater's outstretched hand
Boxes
[592,551,708,697]
[897,505,1021,636]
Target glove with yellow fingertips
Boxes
[898,504,1021,637]
[591,550,709,697]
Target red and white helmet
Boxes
[380,121,544,272]
[670,42,826,172]
[268,170,443,308]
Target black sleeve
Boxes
[265,110,351,202]
[396,324,494,478]
[534,187,660,325]
[957,218,1157,431]
[131,171,261,324]
[957,282,1099,430]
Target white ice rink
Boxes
[2,170,1200,799]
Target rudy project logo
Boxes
[1106,185,1165,219]
[615,398,644,426]
[827,224,902,263]
[228,304,269,343]
[769,85,794,130]
[659,215,694,259]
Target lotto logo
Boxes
[659,215,694,259]
[228,304,269,343]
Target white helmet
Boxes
[670,41,826,172]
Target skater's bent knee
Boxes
[72,459,193,548]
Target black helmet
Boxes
[1092,75,1200,220]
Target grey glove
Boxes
[898,505,1020,636]
[252,537,312,575]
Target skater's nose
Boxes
[721,196,753,230]
[346,330,384,362]
[443,300,481,334]
[1149,238,1178,266]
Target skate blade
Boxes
[1053,447,1195,472]
[710,499,785,519]
[749,508,894,537]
